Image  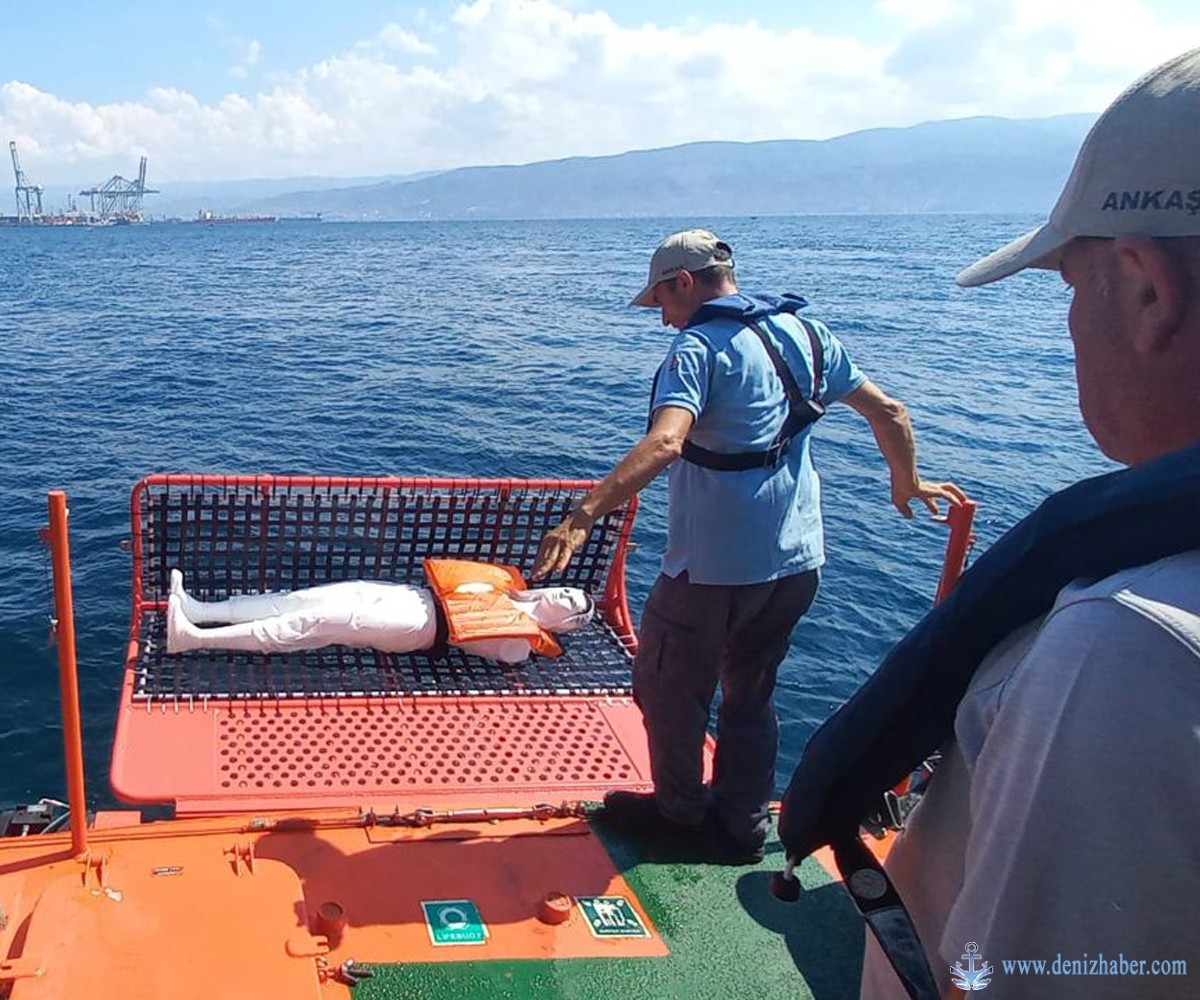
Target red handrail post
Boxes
[47,490,89,856]
[934,499,978,605]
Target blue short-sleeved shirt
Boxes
[650,293,866,586]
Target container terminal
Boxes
[2,140,155,226]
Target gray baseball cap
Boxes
[957,47,1200,287]
[630,229,734,306]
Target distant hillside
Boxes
[145,172,441,218]
[234,114,1095,220]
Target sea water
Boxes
[0,216,1111,809]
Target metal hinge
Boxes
[225,840,256,875]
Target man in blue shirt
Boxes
[533,229,960,862]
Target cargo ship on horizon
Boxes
[193,209,278,224]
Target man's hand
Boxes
[532,509,596,580]
[891,479,968,519]
[842,382,967,521]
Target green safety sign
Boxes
[421,899,488,946]
[575,895,650,939]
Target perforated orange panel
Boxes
[112,695,657,814]
[217,700,639,793]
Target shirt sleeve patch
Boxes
[652,333,711,414]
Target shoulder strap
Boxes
[653,315,826,472]
[796,317,824,403]
[750,317,823,410]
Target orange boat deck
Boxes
[0,478,973,999]
[0,808,667,999]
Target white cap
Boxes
[957,47,1200,287]
[630,229,734,306]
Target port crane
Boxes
[79,156,158,222]
[9,141,43,222]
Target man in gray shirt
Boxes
[862,47,1200,998]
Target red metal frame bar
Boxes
[47,490,89,856]
[934,498,977,605]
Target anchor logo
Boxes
[950,942,994,991]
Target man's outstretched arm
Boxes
[842,380,966,517]
[532,405,695,579]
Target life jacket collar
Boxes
[685,291,809,328]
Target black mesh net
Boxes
[132,477,636,700]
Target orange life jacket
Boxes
[422,558,563,658]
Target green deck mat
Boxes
[354,824,866,1000]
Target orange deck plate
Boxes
[111,695,658,814]
[255,819,669,964]
[0,813,666,1000]
[9,849,322,1000]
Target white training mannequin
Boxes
[165,569,595,664]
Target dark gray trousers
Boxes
[632,568,820,847]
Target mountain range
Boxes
[141,113,1096,220]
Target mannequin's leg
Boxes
[171,569,382,624]
[167,592,355,654]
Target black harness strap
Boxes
[650,316,826,472]
[833,838,940,1000]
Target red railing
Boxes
[45,490,89,856]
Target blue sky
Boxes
[6,2,907,103]
[4,0,1199,184]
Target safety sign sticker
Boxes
[575,895,650,938]
[421,899,489,946]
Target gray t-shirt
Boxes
[862,551,1200,999]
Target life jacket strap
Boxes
[862,754,941,840]
[651,316,826,472]
[832,837,940,1000]
[429,598,450,661]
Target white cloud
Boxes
[229,37,264,79]
[373,23,438,56]
[881,0,1187,119]
[2,0,1198,183]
